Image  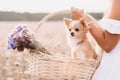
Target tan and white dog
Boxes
[64,18,98,59]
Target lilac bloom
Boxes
[7,25,37,52]
[7,36,16,49]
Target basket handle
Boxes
[33,9,104,62]
[34,10,70,32]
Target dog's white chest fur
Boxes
[67,37,87,59]
[67,37,82,47]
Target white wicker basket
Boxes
[21,10,103,80]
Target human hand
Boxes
[71,7,96,28]
[71,7,84,20]
[83,14,97,28]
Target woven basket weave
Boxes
[23,10,103,80]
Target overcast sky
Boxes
[0,0,110,13]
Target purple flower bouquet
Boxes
[7,25,51,55]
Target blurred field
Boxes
[0,21,71,79]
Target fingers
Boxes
[71,7,84,20]
[71,7,84,14]
[71,7,78,13]
[71,7,84,12]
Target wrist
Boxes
[86,22,95,29]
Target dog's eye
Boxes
[69,29,71,31]
[75,28,79,32]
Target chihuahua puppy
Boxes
[64,18,98,59]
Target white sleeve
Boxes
[98,19,120,34]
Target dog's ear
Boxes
[79,18,89,32]
[79,18,86,28]
[64,18,72,27]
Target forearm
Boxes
[88,24,107,50]
[87,20,120,53]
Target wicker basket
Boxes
[23,10,103,80]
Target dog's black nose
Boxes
[71,32,74,36]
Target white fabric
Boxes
[92,19,120,80]
[99,19,120,34]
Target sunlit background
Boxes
[0,0,110,79]
[0,0,110,13]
